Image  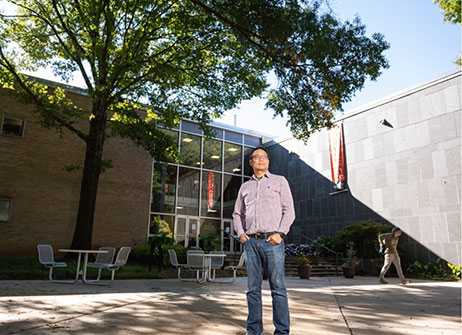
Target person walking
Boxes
[233,147,295,335]
[378,227,410,285]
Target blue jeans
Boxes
[244,237,290,335]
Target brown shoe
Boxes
[379,279,388,284]
[401,280,410,285]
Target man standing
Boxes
[233,147,295,335]
[378,227,410,285]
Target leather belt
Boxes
[248,232,278,240]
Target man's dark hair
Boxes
[249,147,269,159]
[391,227,401,233]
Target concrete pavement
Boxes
[0,276,460,335]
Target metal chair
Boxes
[187,250,206,283]
[37,244,75,283]
[86,247,116,282]
[168,249,193,282]
[85,247,131,285]
[209,250,225,281]
[223,252,245,283]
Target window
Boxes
[244,135,260,146]
[177,167,200,215]
[243,146,254,176]
[0,198,13,222]
[201,171,221,217]
[203,138,222,171]
[151,164,177,213]
[149,214,174,236]
[222,175,242,218]
[224,142,242,174]
[1,115,25,137]
[179,133,201,167]
[158,128,178,164]
[224,130,242,143]
[181,120,202,135]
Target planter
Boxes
[342,266,356,278]
[298,265,311,279]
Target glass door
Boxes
[222,219,240,253]
[174,216,200,248]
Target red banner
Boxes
[207,172,215,211]
[328,123,345,190]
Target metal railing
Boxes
[296,234,343,276]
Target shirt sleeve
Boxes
[278,176,296,235]
[232,186,246,237]
[378,234,384,246]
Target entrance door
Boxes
[174,216,200,248]
[222,219,241,253]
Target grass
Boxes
[0,257,163,280]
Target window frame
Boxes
[1,114,26,138]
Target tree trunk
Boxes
[70,102,107,250]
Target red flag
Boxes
[328,123,345,190]
[207,172,215,211]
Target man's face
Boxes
[249,149,269,173]
[393,230,402,237]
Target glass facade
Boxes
[150,120,262,252]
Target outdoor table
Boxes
[203,253,226,282]
[59,249,108,284]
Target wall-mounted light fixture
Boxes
[379,118,393,128]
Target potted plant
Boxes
[296,256,312,279]
[342,243,360,278]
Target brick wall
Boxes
[0,88,152,257]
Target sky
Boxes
[1,0,460,138]
[219,0,461,138]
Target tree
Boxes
[0,0,389,249]
[433,0,461,65]
[433,0,461,25]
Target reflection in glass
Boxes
[203,138,222,171]
[158,128,178,163]
[149,214,174,236]
[244,146,254,176]
[201,171,221,217]
[177,167,200,215]
[200,218,221,250]
[223,175,242,218]
[224,142,242,174]
[180,133,202,167]
[151,163,177,213]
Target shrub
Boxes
[313,235,337,257]
[447,263,461,280]
[296,256,312,266]
[342,242,360,267]
[407,258,452,280]
[335,220,390,259]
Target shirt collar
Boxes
[251,170,271,180]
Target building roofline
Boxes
[25,74,276,140]
[269,69,461,146]
[335,68,461,122]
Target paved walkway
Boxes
[0,276,460,335]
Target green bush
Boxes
[447,263,461,280]
[132,244,151,264]
[335,220,391,259]
[200,234,220,252]
[313,235,336,256]
[407,258,452,280]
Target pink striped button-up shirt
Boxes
[232,171,295,237]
